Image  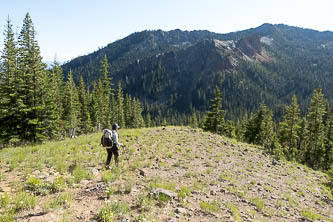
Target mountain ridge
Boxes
[62,23,333,121]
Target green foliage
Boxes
[200,200,220,212]
[101,171,113,183]
[43,192,72,212]
[202,86,226,134]
[105,186,115,198]
[136,194,154,212]
[225,203,242,222]
[301,209,323,221]
[279,95,301,160]
[25,176,48,195]
[304,88,327,169]
[0,192,10,209]
[72,165,92,183]
[250,197,264,212]
[12,191,37,213]
[96,201,130,222]
[177,186,191,200]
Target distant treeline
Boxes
[202,86,333,171]
[0,13,147,146]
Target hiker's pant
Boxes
[106,146,119,165]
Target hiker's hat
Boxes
[112,123,120,130]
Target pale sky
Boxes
[0,0,332,63]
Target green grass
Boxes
[72,165,93,183]
[200,200,220,212]
[301,209,324,221]
[250,197,264,212]
[12,191,37,213]
[0,192,10,209]
[149,179,176,191]
[177,186,191,200]
[225,202,242,222]
[96,201,130,221]
[101,171,113,183]
[43,192,72,212]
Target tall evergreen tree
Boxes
[146,112,152,128]
[0,17,23,144]
[78,76,92,134]
[202,86,225,134]
[63,71,79,137]
[324,110,333,170]
[305,88,327,169]
[50,61,65,135]
[100,55,112,128]
[89,81,99,131]
[279,95,302,160]
[17,13,48,142]
[115,82,125,127]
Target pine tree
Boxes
[89,81,99,131]
[279,95,302,160]
[146,112,152,128]
[202,86,225,134]
[63,71,79,137]
[306,88,327,169]
[17,13,48,142]
[244,103,277,151]
[324,111,333,170]
[78,76,92,134]
[258,108,276,153]
[100,55,112,128]
[124,94,132,127]
[115,82,125,128]
[0,17,23,144]
[131,98,145,128]
[50,61,65,135]
[189,113,198,128]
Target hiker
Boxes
[102,123,123,168]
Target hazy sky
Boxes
[1,0,332,63]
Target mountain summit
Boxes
[62,24,333,119]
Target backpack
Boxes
[101,129,113,147]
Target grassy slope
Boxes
[0,126,332,221]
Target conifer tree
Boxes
[202,86,225,134]
[244,103,276,147]
[0,17,23,144]
[115,82,125,128]
[189,113,198,128]
[124,94,132,127]
[131,98,145,128]
[324,110,333,170]
[100,55,112,128]
[89,81,99,131]
[50,61,65,135]
[146,112,152,127]
[17,13,48,142]
[279,95,301,160]
[298,117,310,163]
[78,76,92,134]
[63,71,79,137]
[306,88,327,169]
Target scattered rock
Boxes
[90,168,99,176]
[175,207,186,214]
[139,169,145,176]
[150,188,177,199]
[210,190,217,196]
[81,180,90,185]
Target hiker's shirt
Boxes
[112,130,120,147]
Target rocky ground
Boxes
[0,127,332,221]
